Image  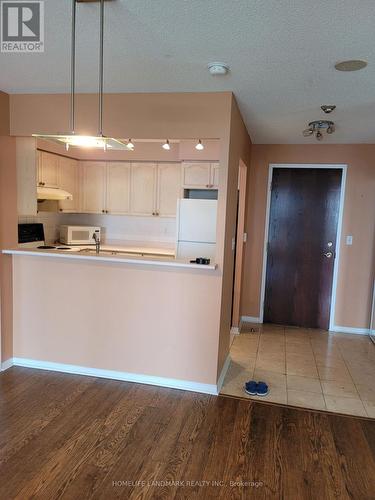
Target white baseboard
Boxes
[11,358,218,395]
[330,325,370,335]
[230,326,239,335]
[241,316,262,324]
[1,358,14,371]
[216,354,231,394]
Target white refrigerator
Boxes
[176,199,217,260]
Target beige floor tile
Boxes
[286,361,318,378]
[321,380,358,398]
[362,401,375,419]
[246,387,287,405]
[287,375,322,394]
[355,384,375,404]
[230,352,257,370]
[287,390,326,411]
[314,354,346,367]
[285,343,313,355]
[255,354,286,374]
[286,352,316,366]
[324,395,367,417]
[317,364,353,382]
[253,368,287,389]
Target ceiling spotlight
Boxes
[321,105,336,114]
[335,59,367,72]
[208,62,230,75]
[162,139,171,150]
[302,120,335,141]
[303,128,314,137]
[195,139,204,151]
[126,139,134,151]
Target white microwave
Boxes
[60,225,101,245]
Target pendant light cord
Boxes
[70,0,76,135]
[99,0,104,137]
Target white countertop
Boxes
[3,246,217,271]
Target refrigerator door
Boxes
[177,242,216,260]
[177,199,217,243]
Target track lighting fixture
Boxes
[195,139,204,151]
[162,140,171,150]
[302,120,335,141]
[321,105,336,114]
[126,139,135,151]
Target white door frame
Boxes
[259,163,347,331]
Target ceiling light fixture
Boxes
[302,120,335,141]
[33,0,127,151]
[195,139,204,151]
[334,60,367,72]
[207,62,230,75]
[321,104,336,114]
[162,140,171,150]
[126,139,135,151]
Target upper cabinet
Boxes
[156,163,182,217]
[81,162,106,214]
[182,162,219,189]
[37,151,59,188]
[130,163,157,216]
[58,156,80,213]
[17,137,38,216]
[106,162,131,214]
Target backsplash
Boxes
[19,212,176,246]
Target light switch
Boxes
[243,232,248,243]
[346,235,353,245]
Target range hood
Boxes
[37,186,73,201]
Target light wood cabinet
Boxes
[16,137,38,216]
[182,161,219,189]
[58,156,80,213]
[156,163,181,216]
[106,162,131,214]
[37,151,59,188]
[182,162,211,188]
[129,163,157,216]
[81,162,106,214]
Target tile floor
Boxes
[221,323,375,418]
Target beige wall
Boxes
[0,92,18,362]
[217,96,252,377]
[13,256,221,385]
[241,144,375,330]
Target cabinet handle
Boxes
[102,210,105,213]
[106,210,109,214]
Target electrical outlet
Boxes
[243,232,247,243]
[346,235,353,246]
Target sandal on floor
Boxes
[244,380,258,396]
[256,381,269,396]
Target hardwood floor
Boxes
[1,367,375,499]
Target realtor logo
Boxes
[1,1,44,52]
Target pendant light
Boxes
[34,0,127,150]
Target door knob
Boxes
[324,251,333,258]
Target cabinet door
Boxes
[156,163,181,217]
[58,157,80,212]
[106,162,131,214]
[182,162,211,188]
[130,163,157,216]
[39,151,59,188]
[81,162,106,214]
[17,137,38,216]
[211,162,219,188]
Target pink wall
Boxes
[241,144,375,330]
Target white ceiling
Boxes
[2,0,375,143]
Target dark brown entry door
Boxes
[264,168,342,329]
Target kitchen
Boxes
[15,137,220,264]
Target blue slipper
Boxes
[244,380,258,396]
[256,381,269,396]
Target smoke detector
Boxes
[208,62,230,75]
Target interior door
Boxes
[264,168,342,329]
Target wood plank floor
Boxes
[1,367,375,499]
